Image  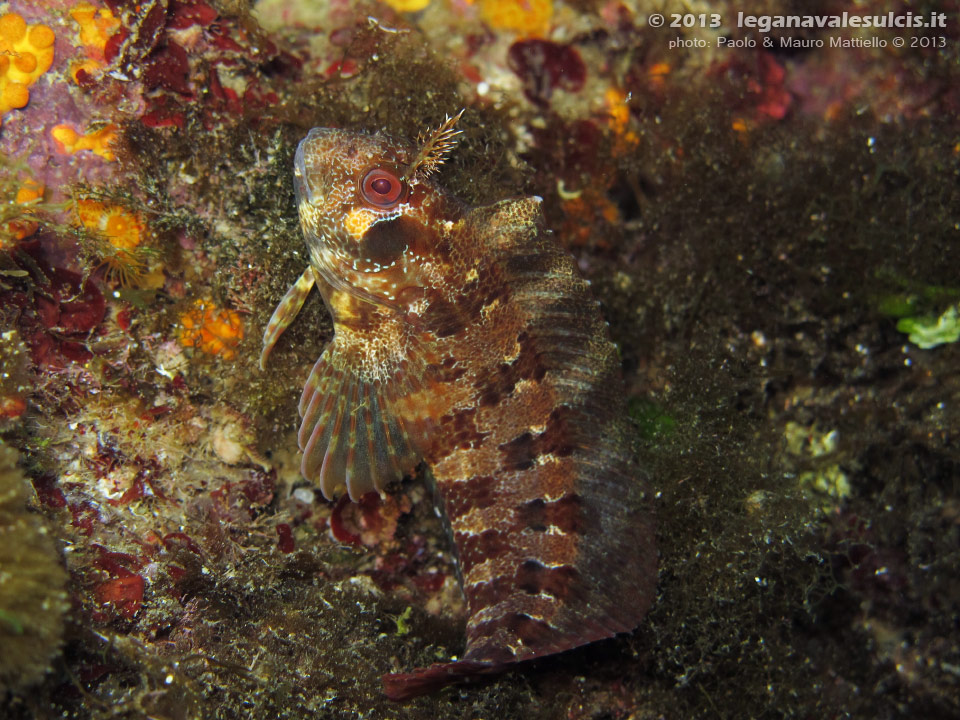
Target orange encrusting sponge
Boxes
[51,123,120,161]
[178,299,244,361]
[67,1,121,83]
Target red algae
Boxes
[1,242,106,367]
[507,38,586,106]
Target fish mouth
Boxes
[294,127,347,205]
[299,208,404,313]
[293,133,320,206]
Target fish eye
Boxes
[360,168,405,208]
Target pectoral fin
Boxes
[260,267,316,370]
[297,337,423,501]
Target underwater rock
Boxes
[0,441,69,693]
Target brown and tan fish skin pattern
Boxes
[262,123,656,699]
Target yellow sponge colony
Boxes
[479,0,553,37]
[0,13,55,125]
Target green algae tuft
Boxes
[897,304,960,349]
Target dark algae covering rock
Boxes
[1,0,959,718]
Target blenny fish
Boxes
[261,113,656,699]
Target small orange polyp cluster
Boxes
[77,199,143,250]
[605,87,638,147]
[2,178,44,244]
[51,123,119,161]
[0,12,55,125]
[15,179,43,205]
[479,0,553,37]
[178,300,244,361]
[76,199,150,286]
[560,186,620,248]
[68,1,121,83]
[647,62,670,89]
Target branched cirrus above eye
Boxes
[361,168,405,208]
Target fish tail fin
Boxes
[381,659,503,701]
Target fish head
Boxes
[294,126,462,309]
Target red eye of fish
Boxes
[361,168,405,208]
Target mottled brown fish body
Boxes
[261,120,656,699]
